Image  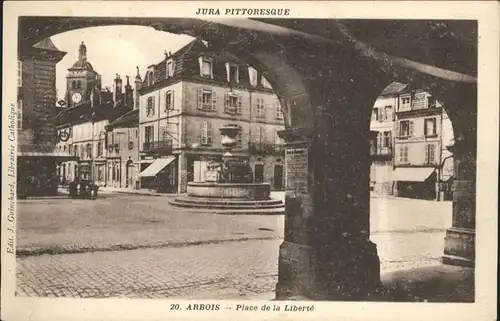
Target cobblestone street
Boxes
[16,193,452,299]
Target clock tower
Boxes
[65,41,102,108]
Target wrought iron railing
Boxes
[142,139,173,154]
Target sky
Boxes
[51,26,194,100]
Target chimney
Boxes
[125,75,134,109]
[114,73,123,104]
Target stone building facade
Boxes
[137,39,285,193]
[369,82,454,200]
[56,42,135,186]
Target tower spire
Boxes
[135,66,142,80]
[78,41,87,61]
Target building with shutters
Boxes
[369,82,454,200]
[55,42,136,186]
[137,39,285,193]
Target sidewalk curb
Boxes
[17,236,283,257]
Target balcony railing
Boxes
[249,143,285,155]
[142,139,173,154]
[370,146,392,157]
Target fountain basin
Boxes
[186,182,271,200]
[170,182,284,215]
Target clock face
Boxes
[72,93,82,103]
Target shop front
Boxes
[138,156,178,193]
[17,145,77,198]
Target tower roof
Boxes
[69,41,95,72]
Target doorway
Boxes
[254,164,264,183]
[273,164,284,190]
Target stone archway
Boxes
[19,17,477,300]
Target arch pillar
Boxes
[442,86,477,267]
[275,61,389,299]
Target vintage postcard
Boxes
[2,1,498,320]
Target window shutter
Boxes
[152,97,156,115]
[379,108,384,121]
[424,144,429,163]
[207,122,213,145]
[237,95,242,114]
[377,133,383,149]
[211,90,217,111]
[225,63,231,82]
[200,122,206,145]
[224,93,230,112]
[171,90,175,109]
[424,120,428,136]
[197,89,202,110]
[409,121,413,137]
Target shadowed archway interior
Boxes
[19,17,478,300]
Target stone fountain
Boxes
[170,124,284,214]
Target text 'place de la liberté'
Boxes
[171,303,315,312]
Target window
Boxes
[199,57,213,78]
[427,96,437,109]
[275,100,283,119]
[85,143,92,159]
[383,131,391,148]
[17,100,22,129]
[165,91,174,110]
[372,108,379,122]
[160,127,171,143]
[146,96,155,116]
[148,71,154,86]
[256,98,265,118]
[425,144,436,164]
[97,141,103,157]
[69,145,73,156]
[197,89,216,111]
[166,59,174,78]
[400,96,411,111]
[399,120,413,138]
[226,63,239,83]
[200,121,212,146]
[145,126,154,143]
[80,145,85,159]
[76,80,82,89]
[72,81,77,89]
[384,105,393,121]
[424,117,437,137]
[17,61,22,87]
[224,93,242,114]
[248,67,258,87]
[399,145,409,163]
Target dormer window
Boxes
[166,59,174,78]
[248,67,258,87]
[226,63,239,83]
[147,70,154,86]
[199,57,213,78]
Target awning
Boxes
[139,156,175,177]
[136,159,155,164]
[393,167,436,182]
